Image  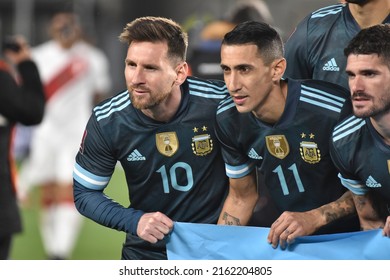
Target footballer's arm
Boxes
[352,192,385,231]
[217,170,258,226]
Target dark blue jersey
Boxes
[331,116,390,219]
[216,79,357,233]
[284,3,390,90]
[73,77,229,259]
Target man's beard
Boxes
[352,92,390,118]
[130,90,169,110]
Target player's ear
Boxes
[175,62,188,85]
[271,58,286,81]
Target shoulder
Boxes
[299,4,346,34]
[32,40,56,54]
[187,76,228,96]
[183,77,229,113]
[300,79,349,99]
[309,4,345,20]
[295,79,350,116]
[285,4,346,54]
[216,95,236,118]
[309,4,346,23]
[31,41,61,65]
[332,115,366,146]
[292,4,345,28]
[92,90,131,124]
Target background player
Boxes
[17,11,112,259]
[0,35,45,259]
[73,16,229,259]
[188,0,274,80]
[216,21,358,249]
[330,23,390,237]
[284,0,389,90]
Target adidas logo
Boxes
[248,148,263,160]
[366,176,382,188]
[127,149,146,161]
[322,58,340,72]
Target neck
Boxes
[253,81,287,124]
[348,1,390,29]
[370,114,390,146]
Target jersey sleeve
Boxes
[73,115,144,235]
[284,15,312,80]
[215,99,256,178]
[329,128,367,196]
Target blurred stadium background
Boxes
[0,0,337,95]
[11,168,128,259]
[2,0,337,259]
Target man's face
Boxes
[346,54,390,119]
[124,41,179,110]
[220,44,274,114]
[50,14,79,49]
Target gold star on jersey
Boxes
[300,132,321,164]
[192,126,213,156]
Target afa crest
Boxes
[299,132,321,164]
[156,132,179,157]
[266,135,289,159]
[192,125,213,156]
[300,141,321,164]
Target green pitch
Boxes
[10,167,128,260]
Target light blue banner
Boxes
[166,222,390,260]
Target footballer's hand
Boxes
[137,212,173,243]
[267,211,321,249]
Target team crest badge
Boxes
[156,132,179,157]
[265,135,289,159]
[192,126,213,156]
[300,141,321,164]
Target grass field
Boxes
[10,167,128,260]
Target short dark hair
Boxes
[222,21,283,65]
[344,23,390,68]
[119,16,188,62]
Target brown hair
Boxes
[119,16,188,62]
